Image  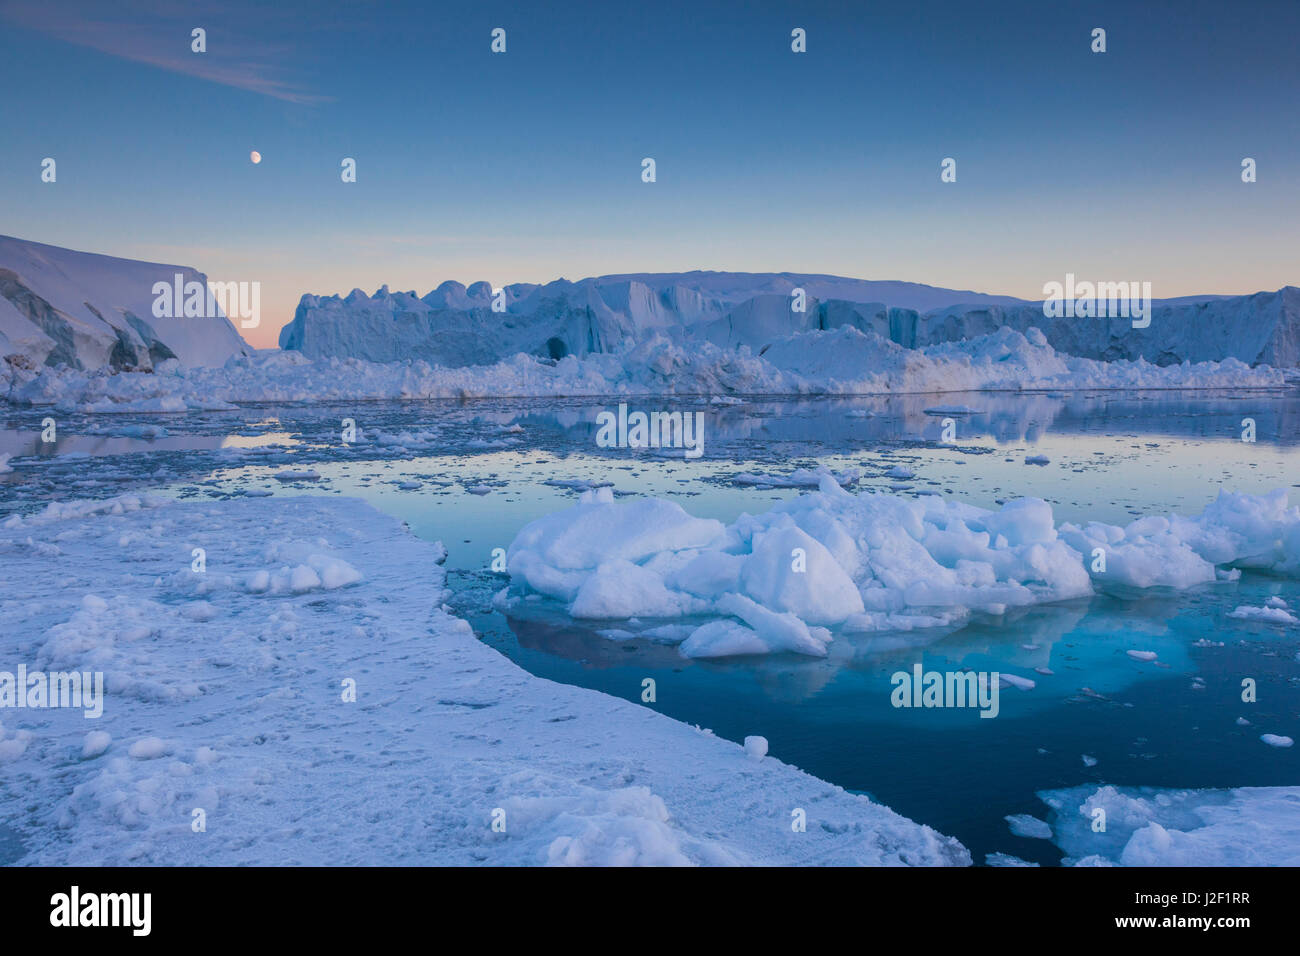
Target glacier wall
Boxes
[280,272,1300,369]
[0,236,252,372]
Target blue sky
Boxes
[2,0,1297,346]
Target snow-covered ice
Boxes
[0,493,968,866]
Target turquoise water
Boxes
[3,389,1298,863]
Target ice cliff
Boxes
[0,236,251,372]
[280,272,1300,369]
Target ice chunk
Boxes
[1005,814,1053,839]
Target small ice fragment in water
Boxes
[1261,734,1294,748]
[1082,754,1098,767]
[1228,605,1298,624]
[1005,814,1052,839]
[1000,673,1036,691]
[1126,650,1158,662]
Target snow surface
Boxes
[1041,784,1300,866]
[501,478,1300,658]
[0,493,968,866]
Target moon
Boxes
[250,150,262,164]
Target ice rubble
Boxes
[5,325,1286,413]
[502,477,1300,658]
[0,493,968,866]
[1040,785,1300,866]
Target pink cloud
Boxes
[1,0,329,104]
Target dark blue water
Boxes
[458,581,1299,865]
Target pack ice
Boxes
[502,477,1300,658]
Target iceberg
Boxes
[0,235,251,372]
[279,269,1300,370]
[502,479,1300,659]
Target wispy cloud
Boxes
[1,0,329,104]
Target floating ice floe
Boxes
[729,467,860,489]
[1040,784,1300,865]
[273,469,320,482]
[1228,604,1299,625]
[543,478,615,492]
[502,478,1300,658]
[1005,814,1053,839]
[986,852,1039,866]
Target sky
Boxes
[1,0,1298,348]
